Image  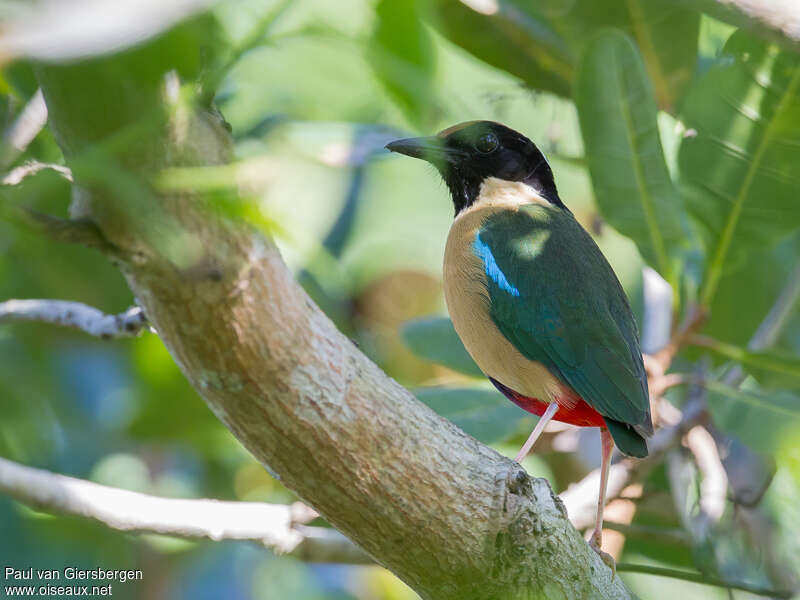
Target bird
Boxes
[386,120,653,569]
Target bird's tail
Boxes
[605,418,648,458]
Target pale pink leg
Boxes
[514,402,559,463]
[589,427,616,573]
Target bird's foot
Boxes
[589,530,616,578]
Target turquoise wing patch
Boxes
[472,233,521,297]
[474,205,652,434]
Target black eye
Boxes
[475,133,498,153]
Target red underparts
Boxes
[489,377,607,428]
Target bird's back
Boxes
[444,187,652,456]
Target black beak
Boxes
[385,136,461,167]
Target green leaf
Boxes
[413,387,529,444]
[402,316,483,378]
[367,0,436,130]
[679,32,800,307]
[550,0,698,111]
[429,0,573,98]
[702,232,800,349]
[430,0,698,110]
[698,338,800,388]
[706,380,800,453]
[575,30,685,283]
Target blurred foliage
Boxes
[0,0,799,599]
[401,316,482,377]
[413,387,529,444]
[368,0,437,130]
[706,380,800,454]
[430,0,698,111]
[575,30,687,287]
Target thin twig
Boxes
[13,209,117,251]
[0,89,48,169]
[2,160,72,185]
[649,373,689,398]
[666,361,714,541]
[561,396,707,530]
[0,456,370,564]
[641,267,673,355]
[616,563,792,598]
[651,304,707,374]
[684,425,727,523]
[0,159,109,250]
[0,299,148,338]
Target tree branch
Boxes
[33,44,636,600]
[2,160,71,185]
[0,160,121,251]
[0,299,147,338]
[0,456,369,564]
[683,425,727,523]
[7,208,119,251]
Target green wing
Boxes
[475,204,652,454]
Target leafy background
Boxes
[1,0,799,598]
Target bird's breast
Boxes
[443,205,563,403]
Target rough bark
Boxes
[34,52,636,599]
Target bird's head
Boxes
[386,120,562,215]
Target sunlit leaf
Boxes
[413,387,528,444]
[429,0,573,98]
[367,0,436,130]
[430,0,698,109]
[402,316,482,378]
[550,0,698,110]
[702,232,800,349]
[576,30,685,284]
[680,32,800,307]
[706,380,800,453]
